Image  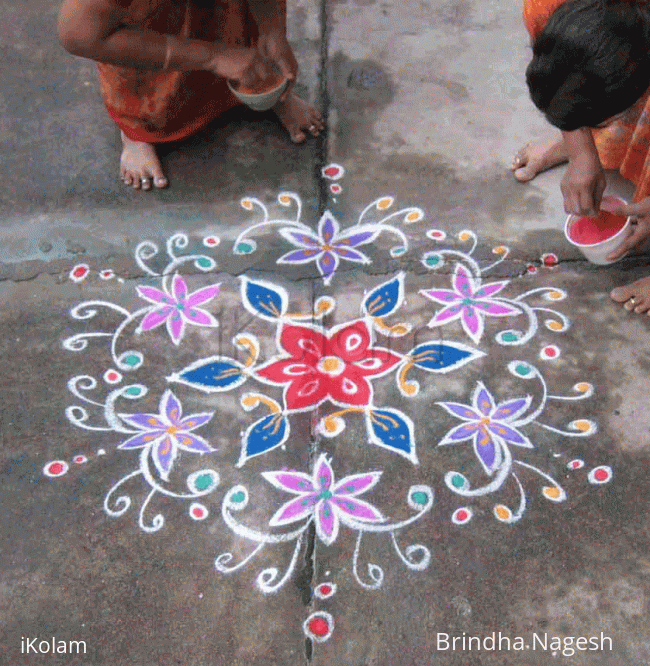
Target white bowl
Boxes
[227,76,289,112]
[564,196,633,265]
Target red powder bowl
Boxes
[564,195,632,264]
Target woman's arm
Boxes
[560,127,607,216]
[57,0,272,81]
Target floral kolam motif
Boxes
[52,168,612,618]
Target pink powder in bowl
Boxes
[567,209,627,245]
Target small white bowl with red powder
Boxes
[227,72,289,112]
[564,195,633,264]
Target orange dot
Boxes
[495,505,511,521]
[543,486,561,499]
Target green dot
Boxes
[393,247,405,255]
[123,354,140,367]
[516,364,531,375]
[502,332,519,342]
[231,491,245,503]
[320,490,333,500]
[426,256,440,266]
[197,257,212,268]
[125,386,142,396]
[194,473,213,491]
[236,242,254,254]
[452,474,466,488]
[411,491,428,505]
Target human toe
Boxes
[610,285,635,304]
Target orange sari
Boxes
[97,0,259,144]
[523,0,650,201]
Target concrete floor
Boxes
[1,0,650,664]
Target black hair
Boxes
[526,0,650,130]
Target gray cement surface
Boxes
[1,0,649,664]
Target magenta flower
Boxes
[420,264,520,343]
[262,454,384,545]
[119,390,214,480]
[137,274,220,345]
[277,212,379,285]
[437,382,533,475]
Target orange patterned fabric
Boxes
[97,0,259,144]
[523,0,650,201]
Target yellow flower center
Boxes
[317,356,345,376]
[166,426,179,435]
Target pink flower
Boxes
[421,264,520,343]
[137,274,220,345]
[263,455,384,545]
[255,320,402,411]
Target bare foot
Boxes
[272,93,324,144]
[511,135,568,182]
[120,131,169,191]
[610,277,650,314]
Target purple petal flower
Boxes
[491,397,530,421]
[154,435,177,480]
[487,422,531,447]
[453,264,476,297]
[474,427,497,471]
[118,431,164,450]
[281,230,321,248]
[279,248,322,263]
[318,251,339,281]
[474,385,494,416]
[438,402,481,421]
[117,391,214,477]
[137,285,170,305]
[174,433,214,454]
[471,300,521,316]
[270,494,318,526]
[319,214,338,244]
[120,412,167,430]
[332,471,381,496]
[422,289,460,305]
[473,281,509,299]
[314,457,334,491]
[186,285,221,307]
[332,496,384,522]
[262,471,316,494]
[332,247,369,263]
[442,422,480,442]
[172,274,188,301]
[317,500,338,544]
[140,307,175,332]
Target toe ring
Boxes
[628,297,636,306]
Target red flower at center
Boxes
[255,321,402,411]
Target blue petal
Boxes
[362,274,404,317]
[241,278,287,320]
[170,357,247,393]
[239,413,289,465]
[409,342,484,374]
[366,408,417,463]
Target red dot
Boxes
[543,254,558,266]
[330,184,342,194]
[73,267,87,278]
[320,585,332,595]
[192,507,204,518]
[49,462,64,475]
[308,618,330,637]
[572,461,581,469]
[324,167,340,178]
[594,468,608,482]
[456,509,468,522]
[544,347,557,357]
